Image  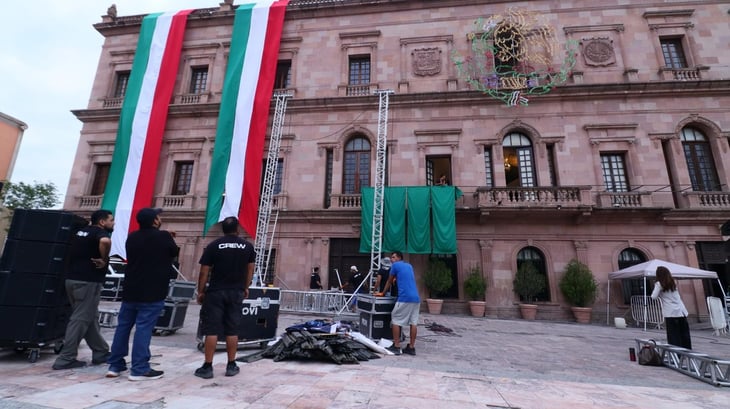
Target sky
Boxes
[0,0,222,206]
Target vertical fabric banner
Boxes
[101,10,192,258]
[359,187,374,253]
[383,187,406,252]
[431,186,457,254]
[407,187,431,254]
[204,0,289,237]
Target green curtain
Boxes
[407,187,431,254]
[359,187,374,253]
[431,186,457,254]
[383,187,406,252]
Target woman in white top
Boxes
[650,266,692,349]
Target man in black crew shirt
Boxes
[195,216,255,379]
[53,209,115,370]
[106,208,178,381]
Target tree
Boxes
[1,181,60,211]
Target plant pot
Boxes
[571,306,592,324]
[426,298,443,314]
[519,303,538,320]
[468,300,486,317]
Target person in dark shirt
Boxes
[106,208,178,381]
[194,216,255,379]
[310,267,323,289]
[53,209,115,370]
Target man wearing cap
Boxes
[107,208,179,381]
[341,265,368,311]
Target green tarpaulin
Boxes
[360,186,457,254]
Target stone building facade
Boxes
[66,0,730,320]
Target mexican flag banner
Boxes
[204,0,289,237]
[102,10,192,258]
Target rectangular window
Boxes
[261,158,284,195]
[426,155,451,186]
[171,161,194,195]
[600,153,629,192]
[348,56,370,85]
[324,148,333,208]
[189,66,208,94]
[113,71,130,98]
[274,60,291,89]
[90,163,111,195]
[660,38,687,69]
[483,147,493,188]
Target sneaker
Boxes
[105,367,128,378]
[92,352,111,365]
[225,363,240,377]
[52,359,87,370]
[194,365,214,379]
[386,345,402,355]
[403,345,416,356]
[128,369,164,381]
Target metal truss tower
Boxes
[253,92,291,286]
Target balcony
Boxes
[683,191,730,208]
[476,186,593,208]
[155,195,195,210]
[102,97,124,108]
[329,193,362,209]
[174,93,211,104]
[78,195,103,209]
[659,66,708,81]
[597,191,653,208]
[338,83,378,97]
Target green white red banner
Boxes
[204,0,289,237]
[102,10,192,258]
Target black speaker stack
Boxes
[0,209,87,361]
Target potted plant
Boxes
[423,258,453,314]
[463,266,487,317]
[512,262,546,320]
[558,259,597,324]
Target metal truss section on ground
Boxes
[280,290,352,315]
[636,338,730,387]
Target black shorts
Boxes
[200,289,244,336]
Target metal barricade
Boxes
[280,290,350,314]
[631,295,663,329]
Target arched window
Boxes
[503,132,535,188]
[681,127,720,192]
[343,136,371,194]
[517,246,549,301]
[618,248,647,304]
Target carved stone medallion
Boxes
[411,47,442,76]
[581,37,616,67]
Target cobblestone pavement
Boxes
[1,302,728,409]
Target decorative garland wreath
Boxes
[453,8,578,106]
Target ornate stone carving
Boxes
[580,37,616,67]
[411,47,442,76]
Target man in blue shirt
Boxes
[375,251,419,356]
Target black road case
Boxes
[196,286,280,350]
[154,300,189,335]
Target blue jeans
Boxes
[108,300,164,376]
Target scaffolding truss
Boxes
[253,92,291,286]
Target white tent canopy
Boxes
[606,259,724,330]
[608,259,718,281]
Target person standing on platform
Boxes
[374,251,420,356]
[195,216,255,379]
[651,265,692,349]
[106,208,178,380]
[310,267,323,289]
[53,209,115,370]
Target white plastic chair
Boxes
[706,296,728,336]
